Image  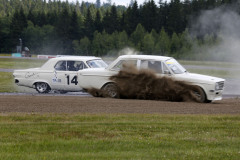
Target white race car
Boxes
[13,56,108,93]
[77,55,225,103]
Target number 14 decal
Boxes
[66,75,78,85]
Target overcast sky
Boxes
[66,0,170,6]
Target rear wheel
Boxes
[103,83,119,98]
[35,82,50,93]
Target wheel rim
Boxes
[104,84,118,98]
[36,82,48,93]
[193,87,205,102]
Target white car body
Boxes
[13,56,108,93]
[78,55,225,102]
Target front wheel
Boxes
[102,83,119,98]
[192,86,207,103]
[35,82,50,93]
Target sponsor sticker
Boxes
[52,78,61,83]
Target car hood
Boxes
[174,72,225,84]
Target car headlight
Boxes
[215,81,224,90]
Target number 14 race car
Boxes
[13,56,108,93]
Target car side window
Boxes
[54,61,66,71]
[140,60,163,74]
[112,60,137,70]
[163,63,171,74]
[67,61,87,71]
[75,61,87,71]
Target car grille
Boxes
[217,81,224,90]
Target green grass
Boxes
[0,53,11,56]
[0,72,16,92]
[0,58,47,69]
[0,114,239,159]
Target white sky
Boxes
[66,0,171,6]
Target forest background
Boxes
[0,0,238,61]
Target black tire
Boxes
[103,83,119,98]
[192,86,207,103]
[35,82,50,93]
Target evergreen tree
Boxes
[80,2,88,16]
[117,31,129,48]
[124,1,139,35]
[56,6,72,54]
[142,33,155,54]
[84,7,95,39]
[79,36,91,55]
[155,28,170,55]
[19,7,28,29]
[167,0,185,34]
[9,8,28,50]
[0,18,10,52]
[130,23,145,50]
[103,5,119,34]
[140,0,158,32]
[170,32,181,55]
[92,31,104,56]
[27,9,36,25]
[129,0,135,7]
[36,12,47,27]
[96,0,101,8]
[94,10,103,32]
[69,9,80,40]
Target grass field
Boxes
[0,58,47,69]
[0,72,16,92]
[0,114,239,160]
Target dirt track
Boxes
[0,95,239,114]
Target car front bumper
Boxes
[207,89,224,101]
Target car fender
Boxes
[32,79,51,89]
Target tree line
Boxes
[0,0,237,59]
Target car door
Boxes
[139,59,172,77]
[64,61,87,91]
[52,60,67,90]
[139,60,163,73]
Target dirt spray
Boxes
[88,65,201,102]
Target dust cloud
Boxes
[190,4,240,95]
[88,65,201,102]
[190,5,240,62]
[117,47,140,56]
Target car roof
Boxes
[117,55,172,61]
[53,56,101,61]
[107,55,173,69]
[41,56,101,69]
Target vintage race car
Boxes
[13,56,108,93]
[77,55,225,103]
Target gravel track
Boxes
[0,95,239,114]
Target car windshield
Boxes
[87,59,108,68]
[165,58,186,74]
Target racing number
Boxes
[66,75,78,85]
